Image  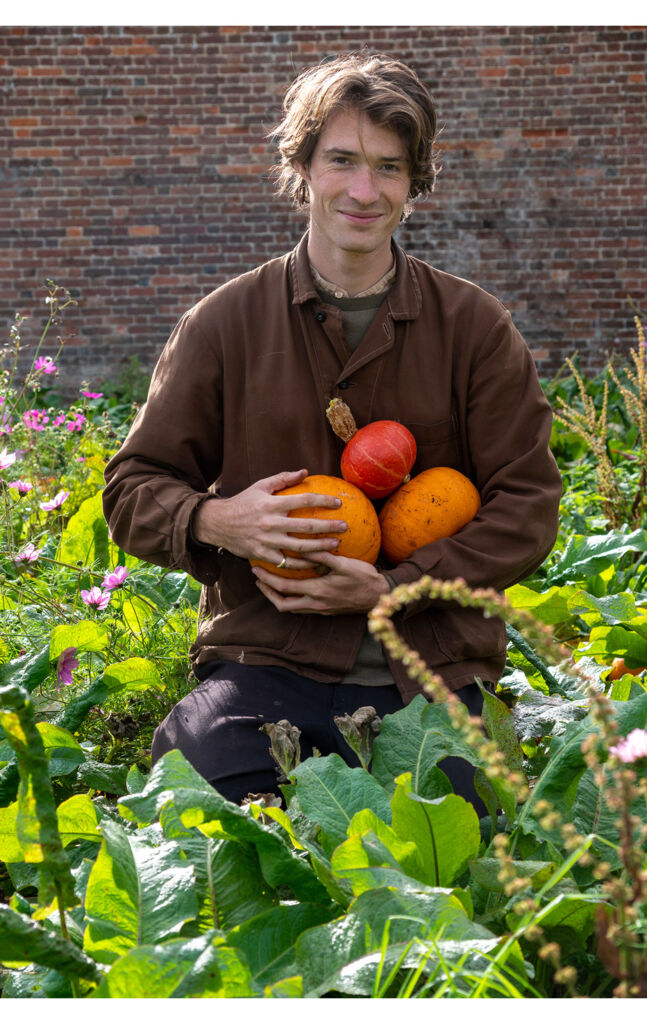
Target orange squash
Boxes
[250,474,381,579]
[326,399,417,499]
[379,466,481,564]
[608,658,646,681]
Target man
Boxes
[103,53,562,810]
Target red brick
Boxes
[128,225,160,237]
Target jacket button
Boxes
[338,380,350,390]
[315,311,326,322]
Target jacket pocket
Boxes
[429,604,506,664]
[403,414,463,472]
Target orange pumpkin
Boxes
[250,474,381,579]
[608,658,646,681]
[379,466,481,564]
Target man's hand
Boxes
[252,550,390,615]
[191,469,347,568]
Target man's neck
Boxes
[307,238,394,297]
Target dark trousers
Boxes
[151,661,488,816]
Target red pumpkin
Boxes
[326,399,417,499]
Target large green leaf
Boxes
[160,801,277,932]
[0,962,73,998]
[49,621,109,661]
[58,490,109,567]
[390,774,481,888]
[55,794,101,848]
[103,657,163,692]
[295,884,501,997]
[331,807,423,894]
[374,697,517,819]
[83,818,199,965]
[0,906,101,982]
[478,680,524,773]
[289,754,392,854]
[371,695,455,798]
[226,903,337,987]
[90,932,257,998]
[506,583,578,625]
[0,645,51,696]
[119,749,328,904]
[517,691,647,843]
[576,624,647,665]
[544,528,647,586]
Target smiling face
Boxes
[295,108,411,286]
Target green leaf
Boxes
[0,645,51,696]
[371,695,456,798]
[83,818,199,965]
[119,750,329,904]
[506,583,577,625]
[0,906,101,982]
[121,597,156,633]
[58,490,109,568]
[90,932,257,998]
[390,774,480,887]
[469,857,555,893]
[517,691,647,843]
[512,687,590,743]
[55,794,101,848]
[295,885,496,997]
[103,657,163,692]
[545,528,647,586]
[49,620,109,661]
[226,903,336,987]
[160,801,277,931]
[477,679,524,773]
[75,760,130,795]
[576,625,647,664]
[289,754,392,853]
[37,722,86,777]
[0,962,73,998]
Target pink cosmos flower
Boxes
[66,413,86,432]
[0,447,17,470]
[81,586,111,610]
[609,728,647,764]
[81,391,103,399]
[40,489,70,511]
[102,566,130,590]
[14,542,43,564]
[23,409,50,431]
[8,479,33,495]
[52,413,66,427]
[56,647,79,690]
[34,356,57,375]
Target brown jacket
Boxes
[103,234,562,702]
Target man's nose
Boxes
[347,165,380,205]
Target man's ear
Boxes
[292,159,310,183]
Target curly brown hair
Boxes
[270,52,440,218]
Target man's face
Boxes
[296,108,411,272]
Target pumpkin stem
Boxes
[326,398,357,443]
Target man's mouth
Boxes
[339,211,382,223]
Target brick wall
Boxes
[2,25,645,393]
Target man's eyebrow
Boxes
[322,146,407,163]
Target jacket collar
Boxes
[289,231,422,321]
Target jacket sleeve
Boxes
[386,310,562,599]
[102,310,225,586]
